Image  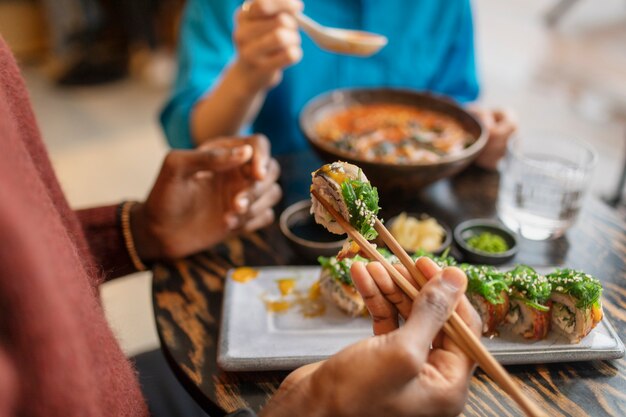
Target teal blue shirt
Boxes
[161,0,479,154]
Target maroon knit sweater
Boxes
[0,38,149,416]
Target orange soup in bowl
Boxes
[315,103,475,164]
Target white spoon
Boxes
[294,13,388,57]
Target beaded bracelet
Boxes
[119,201,148,272]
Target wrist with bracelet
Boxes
[118,201,149,272]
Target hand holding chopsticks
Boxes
[265,258,481,417]
[311,189,547,417]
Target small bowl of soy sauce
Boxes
[280,200,347,262]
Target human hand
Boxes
[131,135,281,260]
[260,258,480,417]
[469,106,517,170]
[232,0,303,93]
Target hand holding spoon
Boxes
[294,13,388,57]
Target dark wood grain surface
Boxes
[152,165,626,417]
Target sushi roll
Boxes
[504,265,552,340]
[461,264,510,336]
[310,162,380,240]
[317,255,367,317]
[547,269,603,343]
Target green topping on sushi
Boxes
[460,264,509,305]
[547,269,602,309]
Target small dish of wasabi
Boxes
[454,219,518,265]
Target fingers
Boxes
[467,105,494,132]
[244,0,303,19]
[196,135,274,183]
[229,159,281,229]
[239,24,301,57]
[369,263,415,321]
[243,134,271,180]
[254,45,303,73]
[351,261,400,335]
[280,361,324,391]
[235,13,298,44]
[415,256,442,279]
[162,145,253,178]
[441,288,482,357]
[414,258,479,369]
[397,268,467,352]
[248,183,282,217]
[234,158,280,213]
[235,0,303,78]
[416,257,480,342]
[430,271,481,384]
[470,107,517,171]
[242,208,275,232]
[491,109,517,139]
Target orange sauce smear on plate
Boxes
[262,278,326,318]
[231,267,259,283]
[276,278,297,296]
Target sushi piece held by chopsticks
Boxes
[310,162,380,240]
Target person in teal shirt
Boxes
[161,0,515,181]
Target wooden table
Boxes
[152,165,626,417]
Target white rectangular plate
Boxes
[218,266,625,371]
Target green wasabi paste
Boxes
[466,232,509,254]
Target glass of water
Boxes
[497,134,597,240]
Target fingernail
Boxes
[440,269,464,293]
[208,148,228,157]
[230,145,252,159]
[237,196,250,211]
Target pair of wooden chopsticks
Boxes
[311,190,546,417]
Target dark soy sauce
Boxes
[290,218,344,243]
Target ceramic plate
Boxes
[217,266,624,371]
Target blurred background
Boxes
[1,0,625,357]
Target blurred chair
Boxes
[605,129,626,208]
[545,0,582,27]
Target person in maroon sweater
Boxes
[0,36,480,417]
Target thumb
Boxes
[397,267,467,350]
[169,145,253,177]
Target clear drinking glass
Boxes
[497,134,597,240]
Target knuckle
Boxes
[163,152,182,170]
[250,133,269,147]
[393,341,424,373]
[286,46,302,63]
[238,48,256,64]
[469,307,483,336]
[277,12,295,28]
[271,158,281,177]
[271,184,283,201]
[422,288,452,322]
[233,30,245,46]
[444,390,468,416]
[272,28,291,46]
[429,391,462,417]
[234,8,244,22]
[255,0,272,15]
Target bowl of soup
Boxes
[300,88,487,193]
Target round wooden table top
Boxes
[152,165,626,417]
